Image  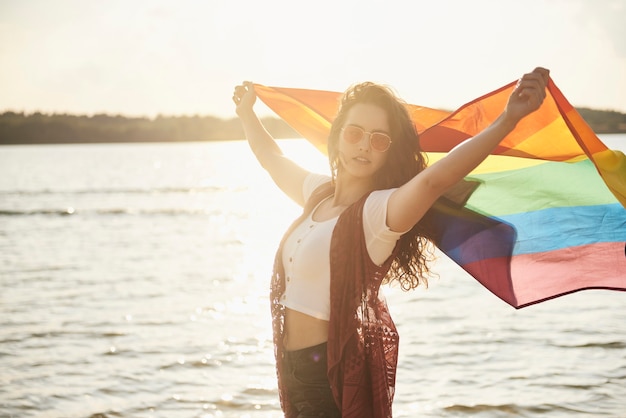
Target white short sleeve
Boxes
[363,189,406,266]
[302,173,332,203]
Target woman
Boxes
[232,67,549,418]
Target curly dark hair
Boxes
[327,82,434,290]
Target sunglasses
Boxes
[341,125,392,152]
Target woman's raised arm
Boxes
[233,82,311,206]
[387,67,550,232]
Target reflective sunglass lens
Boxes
[370,133,391,152]
[343,126,363,143]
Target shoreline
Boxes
[2,108,626,146]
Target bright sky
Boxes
[1,0,625,119]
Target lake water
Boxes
[1,134,625,418]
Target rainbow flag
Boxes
[254,78,626,308]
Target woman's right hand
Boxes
[232,81,256,117]
[503,67,550,126]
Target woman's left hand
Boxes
[505,67,550,124]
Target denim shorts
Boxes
[282,342,341,417]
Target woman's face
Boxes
[337,102,390,182]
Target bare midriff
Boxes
[283,308,329,351]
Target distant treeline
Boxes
[576,108,626,134]
[1,107,625,145]
[0,112,299,145]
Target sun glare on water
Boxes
[223,139,328,320]
[278,139,330,174]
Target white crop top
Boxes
[280,173,404,320]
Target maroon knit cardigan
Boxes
[270,183,400,418]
